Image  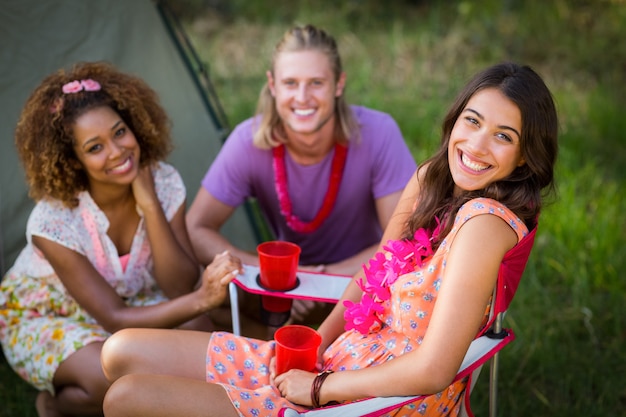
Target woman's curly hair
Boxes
[15,61,173,208]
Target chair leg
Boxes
[488,312,504,417]
[229,282,241,336]
[489,351,499,417]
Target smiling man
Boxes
[186,24,416,328]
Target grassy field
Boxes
[2,0,624,416]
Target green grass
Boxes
[1,349,38,416]
[3,0,625,415]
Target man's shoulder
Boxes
[230,116,258,136]
[351,105,395,123]
[222,116,260,149]
[350,105,402,145]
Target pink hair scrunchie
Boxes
[62,79,101,94]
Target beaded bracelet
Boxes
[311,370,334,408]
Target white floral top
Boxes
[0,162,185,393]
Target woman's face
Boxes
[448,87,525,194]
[267,49,346,149]
[72,105,140,190]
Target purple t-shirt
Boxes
[202,106,416,265]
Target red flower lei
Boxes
[343,218,442,334]
[272,143,347,233]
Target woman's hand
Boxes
[274,369,317,406]
[196,251,242,311]
[131,165,159,212]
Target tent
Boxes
[0,0,260,275]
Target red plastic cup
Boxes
[257,241,301,313]
[274,324,322,375]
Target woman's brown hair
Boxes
[404,62,559,244]
[15,61,172,208]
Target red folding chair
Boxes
[229,227,537,417]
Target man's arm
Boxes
[186,187,259,267]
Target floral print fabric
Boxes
[0,162,184,393]
[206,198,528,417]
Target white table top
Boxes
[233,264,352,303]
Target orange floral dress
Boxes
[206,198,528,416]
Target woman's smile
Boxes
[459,150,491,173]
[106,156,134,175]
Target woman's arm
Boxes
[276,213,518,405]
[132,166,200,297]
[33,236,240,333]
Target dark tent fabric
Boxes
[0,0,258,274]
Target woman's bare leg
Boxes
[101,328,212,383]
[36,391,65,417]
[102,329,238,417]
[37,342,108,416]
[103,374,239,417]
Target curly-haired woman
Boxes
[0,61,241,417]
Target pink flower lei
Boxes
[343,218,442,334]
[272,143,347,233]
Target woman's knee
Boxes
[101,329,139,383]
